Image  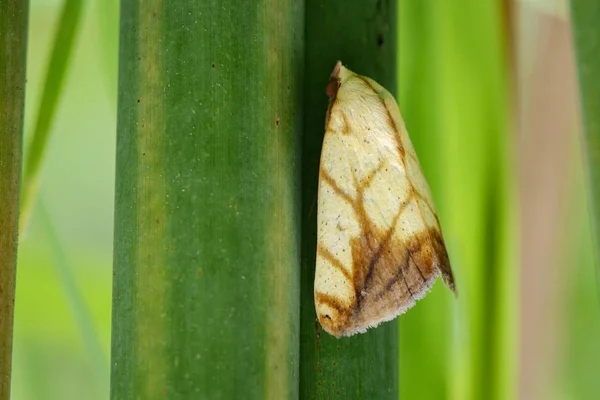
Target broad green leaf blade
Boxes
[399,2,516,399]
[0,0,29,397]
[431,2,516,400]
[110,1,303,398]
[300,1,398,399]
[570,0,600,288]
[397,3,451,399]
[19,0,84,232]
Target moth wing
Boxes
[314,63,455,338]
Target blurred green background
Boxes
[10,0,600,399]
[12,1,114,398]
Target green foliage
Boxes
[0,0,29,397]
[20,0,84,232]
[300,1,398,399]
[398,2,516,399]
[110,1,302,398]
[570,0,600,287]
[569,5,600,396]
[97,0,119,108]
[12,1,600,399]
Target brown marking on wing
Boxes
[321,160,385,235]
[351,160,386,234]
[376,82,456,293]
[315,291,352,334]
[358,193,412,302]
[357,76,405,160]
[407,151,419,165]
[372,228,442,301]
[342,113,352,135]
[317,244,352,282]
[316,155,455,337]
[401,180,455,290]
[356,77,440,220]
[315,291,346,313]
[384,111,406,161]
[413,189,442,229]
[320,168,354,207]
[315,292,351,336]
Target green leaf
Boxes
[398,2,516,399]
[0,0,29,397]
[397,4,449,398]
[570,0,600,293]
[300,1,399,399]
[97,0,119,108]
[19,0,84,233]
[434,3,515,400]
[110,1,302,398]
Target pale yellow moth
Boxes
[314,61,456,338]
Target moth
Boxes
[315,61,456,338]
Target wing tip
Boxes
[442,271,457,296]
[437,251,457,296]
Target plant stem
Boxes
[0,0,29,397]
[570,0,600,292]
[300,1,398,399]
[111,2,303,398]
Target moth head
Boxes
[326,61,343,100]
[325,61,355,127]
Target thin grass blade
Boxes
[570,0,600,289]
[0,0,29,397]
[19,0,84,232]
